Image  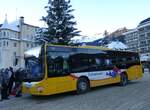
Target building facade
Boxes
[0,16,39,69]
[124,18,150,57]
[124,29,139,52]
[137,18,150,56]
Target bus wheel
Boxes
[77,77,90,94]
[120,73,128,86]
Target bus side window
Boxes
[127,57,132,61]
[95,58,105,66]
[105,59,112,66]
[69,53,91,72]
[63,59,69,73]
[95,58,101,65]
[112,58,117,65]
[116,57,126,67]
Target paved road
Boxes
[1,72,150,110]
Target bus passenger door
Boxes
[47,56,73,94]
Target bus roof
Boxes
[46,44,138,54]
[46,44,111,50]
[24,44,139,59]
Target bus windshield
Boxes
[24,46,44,81]
[47,51,69,77]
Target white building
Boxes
[123,29,139,52]
[137,18,150,57]
[0,16,39,69]
[124,17,150,59]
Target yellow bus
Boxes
[22,44,143,95]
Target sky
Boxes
[0,0,150,36]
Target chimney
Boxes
[19,16,24,24]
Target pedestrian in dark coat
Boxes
[14,68,23,97]
[1,68,9,100]
[7,67,15,95]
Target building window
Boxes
[140,48,147,53]
[14,43,17,47]
[139,34,145,40]
[7,41,9,46]
[13,52,18,66]
[26,43,29,47]
[146,26,150,31]
[3,41,6,46]
[3,32,6,37]
[147,33,150,38]
[139,28,145,33]
[140,41,146,46]
[148,47,150,51]
[7,32,9,37]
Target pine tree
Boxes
[42,0,80,45]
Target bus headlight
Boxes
[37,87,44,92]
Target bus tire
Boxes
[77,77,90,94]
[120,73,128,86]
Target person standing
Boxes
[14,68,23,97]
[1,68,9,100]
[7,67,15,95]
[8,67,15,94]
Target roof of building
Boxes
[1,17,10,29]
[0,17,20,32]
[139,17,150,25]
[0,17,39,32]
[138,17,150,27]
[9,21,20,32]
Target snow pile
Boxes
[140,54,150,61]
[106,41,128,50]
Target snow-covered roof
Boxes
[24,46,42,58]
[137,22,150,29]
[106,41,128,50]
[0,18,20,32]
[9,21,20,32]
[1,17,9,29]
